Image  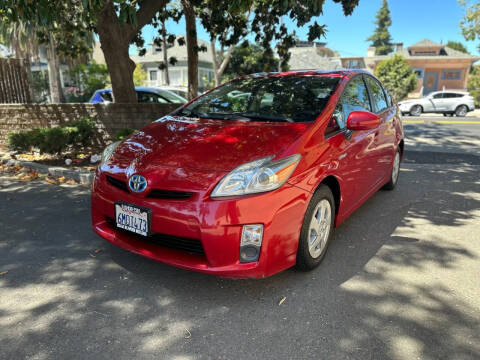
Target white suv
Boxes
[399,91,475,117]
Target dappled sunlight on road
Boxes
[0,162,479,359]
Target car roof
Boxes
[247,69,370,78]
[97,87,171,93]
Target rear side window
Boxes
[365,76,388,113]
[326,76,371,135]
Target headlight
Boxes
[100,141,121,166]
[211,154,301,198]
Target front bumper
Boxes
[91,170,311,278]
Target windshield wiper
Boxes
[237,113,294,123]
[177,108,207,118]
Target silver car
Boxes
[399,91,475,117]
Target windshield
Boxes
[178,75,340,123]
[156,89,187,104]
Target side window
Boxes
[138,92,168,104]
[326,76,371,136]
[384,90,393,107]
[432,93,444,99]
[365,76,388,113]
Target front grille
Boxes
[106,217,204,255]
[147,189,193,199]
[106,175,129,193]
[105,175,193,199]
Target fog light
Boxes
[240,224,263,263]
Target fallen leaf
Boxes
[45,176,57,184]
[58,176,66,183]
[65,179,77,185]
[279,297,286,306]
[0,271,8,276]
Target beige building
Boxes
[341,39,480,96]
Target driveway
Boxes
[1,124,479,359]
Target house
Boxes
[341,39,480,96]
[288,41,342,71]
[130,37,215,92]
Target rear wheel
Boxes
[409,105,422,117]
[383,148,401,190]
[455,105,468,117]
[296,185,335,271]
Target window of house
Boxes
[442,70,462,80]
[364,76,388,113]
[412,68,424,79]
[326,76,371,136]
[170,70,182,85]
[149,70,157,81]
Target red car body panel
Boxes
[91,70,404,278]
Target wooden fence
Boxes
[0,58,31,104]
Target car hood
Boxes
[111,116,308,172]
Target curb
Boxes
[1,157,95,185]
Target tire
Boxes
[443,113,447,117]
[383,148,401,190]
[409,105,422,117]
[296,185,335,271]
[455,105,468,117]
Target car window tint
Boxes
[384,90,392,107]
[432,93,443,99]
[184,76,340,123]
[326,76,371,135]
[365,76,388,112]
[100,92,113,102]
[137,92,168,104]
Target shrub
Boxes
[7,116,97,154]
[39,127,69,154]
[115,128,136,140]
[8,131,32,152]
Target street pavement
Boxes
[1,122,480,360]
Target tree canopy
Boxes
[367,0,393,55]
[0,0,361,103]
[446,40,469,53]
[375,54,417,101]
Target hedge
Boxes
[7,117,96,154]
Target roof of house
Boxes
[409,39,443,48]
[131,37,213,65]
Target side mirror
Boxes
[346,111,380,131]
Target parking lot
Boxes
[1,122,479,360]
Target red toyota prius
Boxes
[91,70,404,278]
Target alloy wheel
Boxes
[308,199,332,258]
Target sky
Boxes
[134,0,479,57]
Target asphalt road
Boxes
[1,124,480,360]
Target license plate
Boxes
[115,202,151,236]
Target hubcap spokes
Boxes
[308,200,332,258]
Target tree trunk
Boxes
[210,37,220,86]
[216,45,234,86]
[161,20,170,86]
[182,0,198,100]
[96,2,137,103]
[46,34,64,103]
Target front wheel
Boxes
[455,105,468,117]
[383,148,401,190]
[296,185,335,271]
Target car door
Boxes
[428,92,444,111]
[363,75,397,182]
[324,75,379,212]
[441,93,459,111]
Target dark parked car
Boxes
[90,87,187,104]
